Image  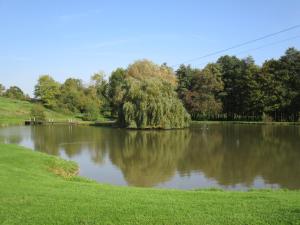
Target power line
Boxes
[171,24,300,67]
[235,35,300,56]
[191,35,300,69]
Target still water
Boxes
[0,124,299,190]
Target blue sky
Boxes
[0,0,300,95]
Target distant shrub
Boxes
[0,83,5,96]
[262,113,272,122]
[82,104,99,121]
[4,86,26,100]
[30,105,46,121]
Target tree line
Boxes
[34,73,109,121]
[0,85,29,100]
[1,47,299,128]
[177,47,300,122]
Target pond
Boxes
[0,124,299,190]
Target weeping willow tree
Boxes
[109,60,190,129]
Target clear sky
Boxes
[0,0,300,95]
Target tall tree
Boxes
[260,48,300,121]
[90,72,110,114]
[217,56,262,119]
[108,68,127,117]
[239,57,263,116]
[260,59,288,120]
[216,55,242,119]
[178,64,224,120]
[279,48,300,120]
[176,65,195,100]
[91,72,107,98]
[59,78,86,113]
[34,75,61,109]
[111,60,190,129]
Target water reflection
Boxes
[108,130,191,186]
[0,124,299,189]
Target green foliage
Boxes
[9,47,300,123]
[111,60,190,129]
[90,72,110,115]
[30,104,46,121]
[217,56,262,119]
[176,64,224,120]
[176,65,197,99]
[127,59,177,86]
[82,101,99,121]
[122,79,190,129]
[4,86,26,100]
[260,48,300,121]
[34,75,61,109]
[33,75,110,120]
[176,47,300,122]
[58,78,86,113]
[0,84,5,96]
[108,68,127,117]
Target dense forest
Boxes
[177,47,300,121]
[0,47,300,128]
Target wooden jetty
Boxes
[24,119,79,126]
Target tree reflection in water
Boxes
[0,124,299,189]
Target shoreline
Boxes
[190,120,300,126]
[2,120,298,128]
[1,143,299,224]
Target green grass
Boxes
[0,144,299,225]
[0,97,112,126]
[0,97,83,126]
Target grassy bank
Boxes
[0,144,299,224]
[0,97,83,126]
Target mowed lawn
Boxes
[0,97,80,126]
[0,144,299,225]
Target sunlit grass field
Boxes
[0,97,82,126]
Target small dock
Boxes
[24,119,80,126]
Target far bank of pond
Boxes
[190,120,300,126]
[0,143,299,225]
[0,123,299,190]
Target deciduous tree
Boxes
[34,75,60,109]
[112,60,190,129]
[4,86,26,100]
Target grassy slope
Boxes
[0,97,84,126]
[0,144,299,225]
